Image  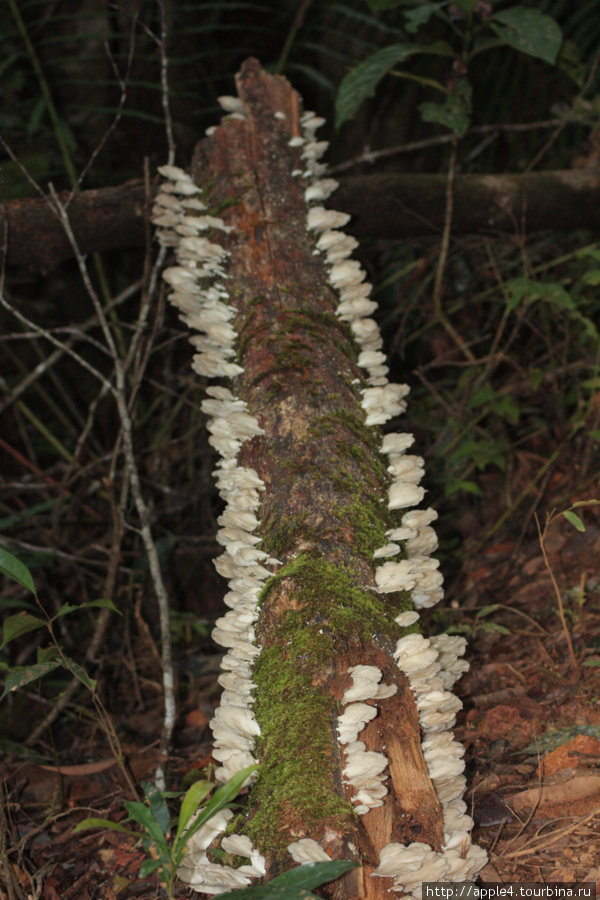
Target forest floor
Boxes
[1,471,599,899]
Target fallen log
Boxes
[3,169,600,271]
[153,58,485,898]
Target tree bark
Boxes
[4,168,600,271]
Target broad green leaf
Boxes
[176,780,215,842]
[0,547,36,594]
[123,800,169,853]
[73,817,139,836]
[491,8,562,65]
[0,612,46,650]
[335,43,419,129]
[419,78,471,135]
[0,660,62,700]
[142,781,171,836]
[583,660,600,668]
[562,510,585,532]
[571,500,600,508]
[217,860,359,899]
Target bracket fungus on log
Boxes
[152,58,486,900]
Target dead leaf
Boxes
[508,769,600,810]
[39,759,116,776]
[538,734,600,777]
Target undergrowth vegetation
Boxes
[0,0,600,894]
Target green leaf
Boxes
[54,597,120,619]
[335,43,419,128]
[419,78,472,135]
[581,269,600,286]
[123,800,169,853]
[0,547,36,594]
[139,858,165,877]
[445,479,482,497]
[73,817,139,836]
[180,766,257,850]
[142,781,171,836]
[176,780,215,842]
[481,622,511,635]
[27,97,46,138]
[61,658,96,693]
[0,597,37,612]
[402,2,447,34]
[0,660,62,700]
[477,605,501,618]
[557,40,586,89]
[453,0,479,11]
[582,659,600,668]
[562,510,585,532]
[217,860,359,899]
[0,612,46,650]
[84,597,121,612]
[37,645,58,663]
[467,384,496,409]
[491,8,562,65]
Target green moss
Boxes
[242,553,414,855]
[309,408,379,454]
[273,343,313,372]
[336,437,388,487]
[248,641,353,855]
[333,497,388,557]
[261,554,399,653]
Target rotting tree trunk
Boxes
[154,58,485,899]
[189,65,442,899]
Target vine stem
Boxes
[432,136,476,363]
[535,511,578,676]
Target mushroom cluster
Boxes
[152,126,271,892]
[337,665,397,815]
[298,111,486,891]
